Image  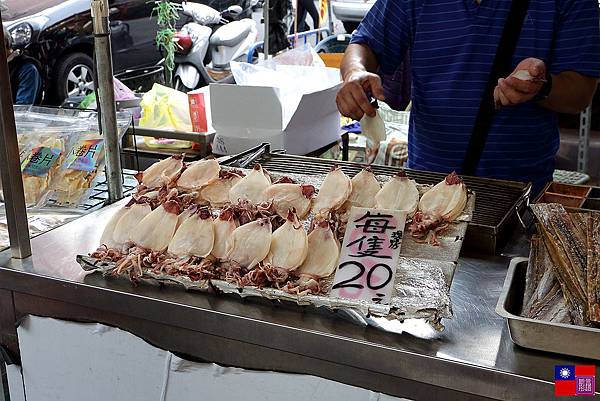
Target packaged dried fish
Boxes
[20,135,70,207]
[53,133,105,206]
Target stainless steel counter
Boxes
[0,201,598,400]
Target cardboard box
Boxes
[210,67,342,155]
[187,86,213,133]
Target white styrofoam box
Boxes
[210,67,342,156]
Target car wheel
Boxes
[53,52,95,104]
[342,21,359,34]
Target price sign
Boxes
[21,147,62,177]
[65,139,104,172]
[331,207,406,305]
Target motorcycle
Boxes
[173,2,258,91]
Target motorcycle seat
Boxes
[210,19,255,47]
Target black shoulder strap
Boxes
[461,0,532,175]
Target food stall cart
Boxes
[1,3,599,401]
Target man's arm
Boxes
[15,63,41,105]
[538,72,597,114]
[494,58,597,114]
[337,44,386,120]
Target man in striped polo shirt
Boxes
[336,0,600,193]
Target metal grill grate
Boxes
[221,144,531,253]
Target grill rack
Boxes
[220,144,531,254]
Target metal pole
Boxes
[263,0,270,58]
[327,0,334,34]
[578,105,591,174]
[91,0,123,202]
[0,12,31,259]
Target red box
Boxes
[188,90,208,133]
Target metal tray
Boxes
[496,257,600,360]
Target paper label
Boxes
[331,207,406,305]
[21,147,62,177]
[65,139,104,172]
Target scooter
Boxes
[173,2,258,91]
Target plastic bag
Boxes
[268,45,326,68]
[139,83,193,132]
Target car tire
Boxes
[52,52,95,105]
[342,21,359,34]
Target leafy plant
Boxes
[152,0,179,87]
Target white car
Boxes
[331,0,375,33]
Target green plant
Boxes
[152,0,179,87]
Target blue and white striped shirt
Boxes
[351,0,600,190]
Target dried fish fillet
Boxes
[349,168,380,208]
[226,217,272,268]
[229,164,271,204]
[312,167,352,213]
[265,211,308,271]
[296,221,340,279]
[587,213,600,324]
[523,235,563,318]
[263,183,315,219]
[131,200,180,252]
[531,203,589,325]
[136,155,184,189]
[177,159,220,192]
[168,207,214,257]
[212,209,238,260]
[200,170,244,207]
[375,171,419,215]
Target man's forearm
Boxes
[539,71,598,114]
[341,43,380,81]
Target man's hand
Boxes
[336,70,385,121]
[493,58,546,108]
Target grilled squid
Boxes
[99,205,130,249]
[167,206,214,257]
[229,164,271,204]
[296,221,340,280]
[112,199,152,247]
[131,200,180,251]
[418,172,467,222]
[265,210,308,271]
[226,217,272,268]
[375,171,419,216]
[136,155,184,189]
[409,172,467,245]
[212,208,238,260]
[263,183,315,219]
[177,158,220,192]
[200,170,245,207]
[312,167,352,214]
[348,168,381,208]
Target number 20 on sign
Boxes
[331,207,407,305]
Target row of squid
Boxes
[91,155,468,293]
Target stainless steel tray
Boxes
[496,257,600,360]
